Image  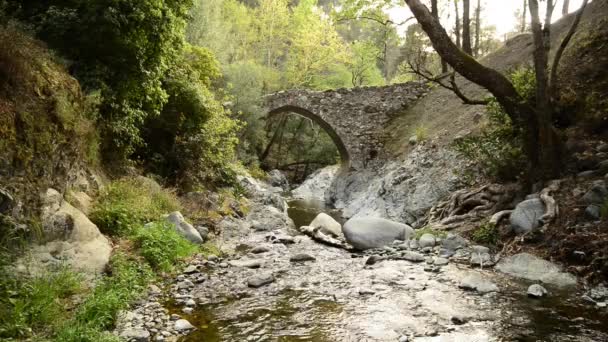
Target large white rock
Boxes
[164,211,203,244]
[18,189,112,275]
[310,213,342,238]
[342,216,415,250]
[510,199,545,234]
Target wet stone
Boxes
[290,253,316,262]
[527,284,548,298]
[247,272,275,288]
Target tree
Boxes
[522,0,528,33]
[473,0,481,57]
[462,0,472,54]
[454,0,461,48]
[402,0,590,180]
[563,0,570,15]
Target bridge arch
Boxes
[267,105,350,168]
[263,82,429,170]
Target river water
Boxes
[172,198,608,342]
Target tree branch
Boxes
[407,60,488,105]
[403,0,527,122]
[549,0,589,100]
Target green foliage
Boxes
[138,46,241,190]
[54,253,154,341]
[8,0,193,161]
[453,67,535,181]
[90,178,181,236]
[0,268,83,339]
[415,125,429,142]
[470,221,499,245]
[132,222,198,271]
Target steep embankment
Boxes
[0,25,100,223]
[326,0,608,228]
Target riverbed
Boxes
[166,198,608,342]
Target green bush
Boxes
[132,222,198,271]
[90,178,181,236]
[452,67,535,181]
[470,221,499,245]
[0,268,83,339]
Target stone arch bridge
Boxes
[264,82,429,170]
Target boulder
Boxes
[67,190,92,215]
[195,225,210,240]
[310,213,342,238]
[174,319,195,332]
[495,253,577,287]
[164,212,203,244]
[342,216,415,250]
[459,273,499,293]
[582,180,608,205]
[527,284,548,298]
[418,233,436,248]
[119,328,150,342]
[292,165,339,200]
[289,253,316,262]
[267,169,289,191]
[510,198,546,234]
[246,204,295,231]
[442,233,468,251]
[247,272,275,288]
[228,259,262,268]
[19,189,112,275]
[585,205,601,220]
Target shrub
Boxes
[452,67,534,181]
[132,222,198,271]
[90,178,181,236]
[0,268,83,339]
[470,221,499,245]
[415,125,429,142]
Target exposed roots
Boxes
[428,183,519,230]
[298,225,351,250]
[539,180,561,226]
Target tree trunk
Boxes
[462,0,472,55]
[521,0,528,33]
[529,0,558,178]
[431,0,449,72]
[562,0,570,15]
[454,0,461,48]
[474,0,481,57]
[260,115,287,163]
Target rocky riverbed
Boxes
[114,176,608,342]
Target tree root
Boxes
[298,225,351,249]
[540,180,561,225]
[428,183,519,229]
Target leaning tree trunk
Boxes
[432,0,449,72]
[462,0,472,55]
[562,0,570,15]
[474,0,481,57]
[403,0,541,181]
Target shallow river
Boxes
[173,199,608,342]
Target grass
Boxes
[0,174,202,340]
[132,222,198,272]
[0,267,83,339]
[90,177,181,236]
[415,124,429,142]
[414,225,447,239]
